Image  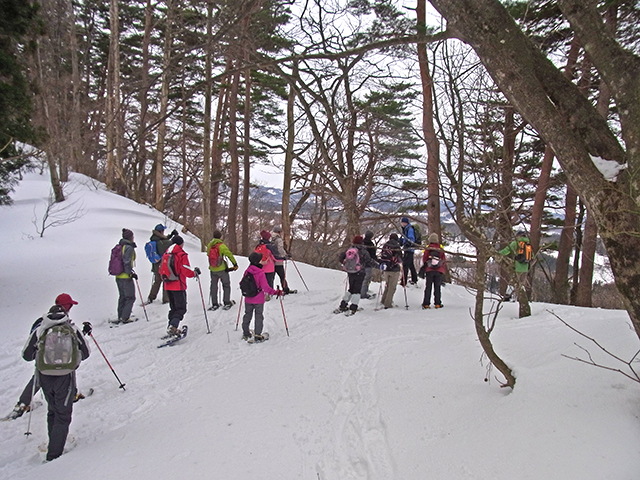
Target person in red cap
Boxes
[22,295,90,461]
[5,294,90,422]
[335,235,378,315]
[254,230,277,291]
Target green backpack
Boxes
[36,322,81,376]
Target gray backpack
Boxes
[36,322,81,376]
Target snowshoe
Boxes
[208,305,220,311]
[247,332,269,344]
[222,300,236,311]
[158,326,188,347]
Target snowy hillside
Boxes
[1,171,639,480]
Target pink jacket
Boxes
[243,264,279,304]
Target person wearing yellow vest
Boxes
[115,228,137,323]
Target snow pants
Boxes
[423,270,444,307]
[381,270,401,308]
[116,277,136,321]
[167,290,187,329]
[402,250,418,285]
[242,303,265,336]
[39,372,76,461]
[209,270,231,306]
[360,267,373,297]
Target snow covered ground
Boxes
[1,171,639,479]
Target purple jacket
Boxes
[243,264,279,304]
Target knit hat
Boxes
[400,217,410,224]
[428,233,439,244]
[249,252,263,265]
[364,231,374,239]
[260,230,271,240]
[213,230,222,239]
[352,235,364,245]
[55,293,78,312]
[122,228,134,241]
[273,226,283,233]
[173,235,184,245]
[155,224,166,232]
[516,230,526,237]
[389,233,399,241]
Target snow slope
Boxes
[1,171,639,480]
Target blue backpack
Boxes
[145,241,162,264]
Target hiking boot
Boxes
[434,304,444,309]
[208,304,220,311]
[338,300,349,312]
[422,304,431,309]
[242,333,252,341]
[9,403,28,419]
[167,326,181,336]
[121,317,136,324]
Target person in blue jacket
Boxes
[399,217,419,286]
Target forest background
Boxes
[2,0,640,383]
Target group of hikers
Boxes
[336,217,448,314]
[8,214,532,463]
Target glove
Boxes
[194,267,202,276]
[82,322,92,336]
[170,229,179,237]
[131,272,138,280]
[232,265,239,271]
[275,289,284,298]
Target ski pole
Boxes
[277,285,290,337]
[195,274,211,334]
[289,259,309,291]
[133,276,149,322]
[24,368,38,437]
[400,265,409,310]
[87,331,126,390]
[235,301,243,331]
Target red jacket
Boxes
[422,243,447,274]
[163,244,195,291]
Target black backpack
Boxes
[240,272,260,297]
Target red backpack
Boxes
[208,243,223,268]
[159,248,179,281]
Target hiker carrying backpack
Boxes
[336,236,376,314]
[22,303,90,461]
[421,233,446,309]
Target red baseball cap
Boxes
[55,293,78,310]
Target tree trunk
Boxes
[417,0,441,239]
[282,66,297,252]
[134,0,153,203]
[201,0,214,249]
[242,26,252,255]
[105,0,120,191]
[553,183,577,304]
[474,245,516,387]
[226,67,241,252]
[575,3,617,308]
[154,0,175,211]
[529,37,580,255]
